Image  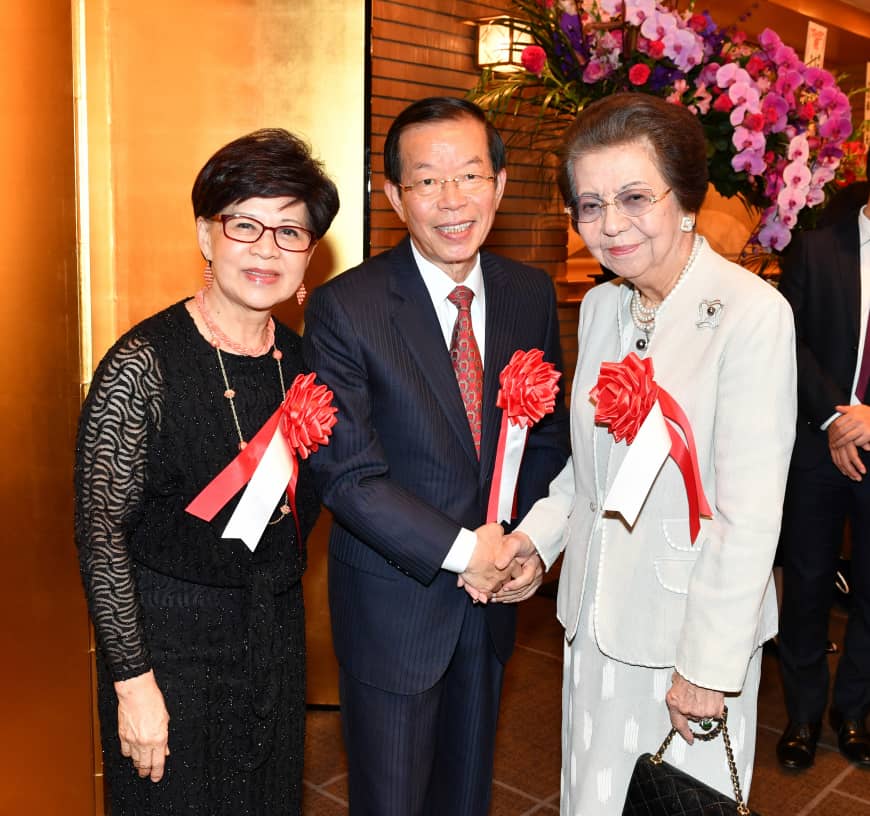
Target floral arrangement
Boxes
[471,0,860,256]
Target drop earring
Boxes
[296,282,308,305]
[204,260,214,287]
[680,215,696,233]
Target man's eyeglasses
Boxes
[567,187,672,223]
[211,214,315,252]
[399,173,496,199]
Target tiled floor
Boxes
[302,588,870,814]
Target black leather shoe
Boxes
[830,710,870,766]
[777,721,821,770]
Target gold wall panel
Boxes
[78,0,364,754]
[0,4,94,814]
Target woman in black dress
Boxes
[74,129,339,814]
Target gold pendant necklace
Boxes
[214,344,292,524]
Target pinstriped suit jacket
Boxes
[303,236,570,695]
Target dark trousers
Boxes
[339,602,504,816]
[778,454,870,722]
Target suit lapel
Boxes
[388,238,480,466]
[479,253,520,483]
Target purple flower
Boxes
[758,216,792,251]
[758,28,782,53]
[803,67,834,92]
[665,27,704,71]
[732,126,765,152]
[787,134,810,163]
[732,148,767,175]
[560,13,584,53]
[728,80,761,126]
[761,93,789,133]
[819,116,854,141]
[773,69,803,104]
[583,60,608,83]
[782,159,811,189]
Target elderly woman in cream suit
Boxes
[503,94,796,814]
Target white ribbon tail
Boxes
[495,423,529,523]
[602,400,671,528]
[222,426,293,551]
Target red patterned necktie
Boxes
[448,285,484,456]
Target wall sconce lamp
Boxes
[472,16,531,73]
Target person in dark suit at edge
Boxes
[302,97,570,815]
[776,164,870,770]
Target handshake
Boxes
[457,524,543,605]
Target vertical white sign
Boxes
[804,21,827,68]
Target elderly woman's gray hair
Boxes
[558,93,709,216]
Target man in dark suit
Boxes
[303,97,570,814]
[776,184,870,769]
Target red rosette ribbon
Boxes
[590,354,659,445]
[186,372,337,550]
[486,349,561,523]
[589,353,712,543]
[280,373,338,460]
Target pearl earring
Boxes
[680,216,695,233]
[296,283,308,305]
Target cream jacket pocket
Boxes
[653,557,696,594]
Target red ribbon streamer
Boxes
[486,349,560,523]
[590,353,712,543]
[186,373,336,548]
[658,390,713,543]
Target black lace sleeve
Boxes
[74,333,164,681]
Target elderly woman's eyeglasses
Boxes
[399,173,496,198]
[567,187,672,223]
[211,214,315,252]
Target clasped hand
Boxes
[457,524,543,604]
[828,404,870,481]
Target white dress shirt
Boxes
[410,241,485,573]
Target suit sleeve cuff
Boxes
[441,527,476,573]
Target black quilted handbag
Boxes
[622,706,759,816]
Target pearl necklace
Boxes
[630,235,701,350]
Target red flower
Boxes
[688,13,707,33]
[743,112,764,131]
[589,354,659,445]
[497,349,561,429]
[521,45,547,76]
[713,93,734,113]
[628,63,652,86]
[647,40,665,59]
[745,54,766,78]
[279,373,338,459]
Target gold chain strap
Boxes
[649,706,750,816]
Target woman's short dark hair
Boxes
[191,128,339,239]
[383,97,506,184]
[559,93,708,214]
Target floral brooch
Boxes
[696,300,724,329]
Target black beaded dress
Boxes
[74,300,320,815]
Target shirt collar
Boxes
[410,240,484,304]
